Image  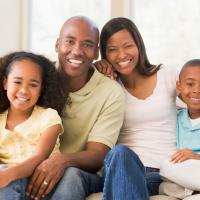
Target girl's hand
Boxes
[94,59,118,80]
[170,149,200,163]
[0,168,12,188]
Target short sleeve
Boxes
[40,108,63,153]
[88,86,125,148]
[162,65,179,95]
[40,108,63,134]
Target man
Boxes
[26,16,125,200]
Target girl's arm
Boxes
[0,124,61,188]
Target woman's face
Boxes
[105,29,139,75]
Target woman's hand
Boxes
[94,59,118,80]
[170,149,200,163]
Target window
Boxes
[132,0,200,69]
[28,0,200,68]
[29,0,111,60]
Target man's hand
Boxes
[170,149,200,163]
[26,152,66,200]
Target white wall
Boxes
[0,0,22,56]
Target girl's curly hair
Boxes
[0,51,68,115]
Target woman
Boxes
[95,17,180,200]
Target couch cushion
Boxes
[183,194,200,200]
[150,195,179,200]
[86,193,102,200]
[86,193,179,200]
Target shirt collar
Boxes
[181,108,200,130]
[69,65,102,96]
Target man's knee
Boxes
[56,167,87,191]
[51,168,89,200]
[62,167,84,182]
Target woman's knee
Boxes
[105,144,139,161]
[104,144,144,171]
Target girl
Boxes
[95,17,181,200]
[0,51,67,199]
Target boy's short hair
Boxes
[179,59,200,80]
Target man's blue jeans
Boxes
[50,167,102,200]
[0,166,102,200]
[103,144,162,200]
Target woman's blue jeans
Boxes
[102,144,162,200]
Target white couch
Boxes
[87,193,200,200]
[86,193,179,200]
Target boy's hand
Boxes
[94,59,118,80]
[170,149,200,163]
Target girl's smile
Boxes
[3,59,42,114]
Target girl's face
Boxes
[105,29,139,75]
[3,59,42,114]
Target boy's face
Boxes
[177,65,200,119]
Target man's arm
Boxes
[26,142,109,199]
[27,83,125,199]
[65,142,110,172]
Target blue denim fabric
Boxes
[0,166,102,200]
[0,170,28,200]
[50,167,103,200]
[103,144,149,200]
[3,179,29,200]
[145,167,162,196]
[0,165,25,200]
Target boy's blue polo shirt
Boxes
[176,108,200,153]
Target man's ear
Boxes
[94,46,99,60]
[55,38,59,53]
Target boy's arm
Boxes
[0,124,61,188]
[170,148,200,163]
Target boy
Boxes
[159,59,200,199]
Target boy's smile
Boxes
[177,65,200,119]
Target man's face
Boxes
[56,19,99,78]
